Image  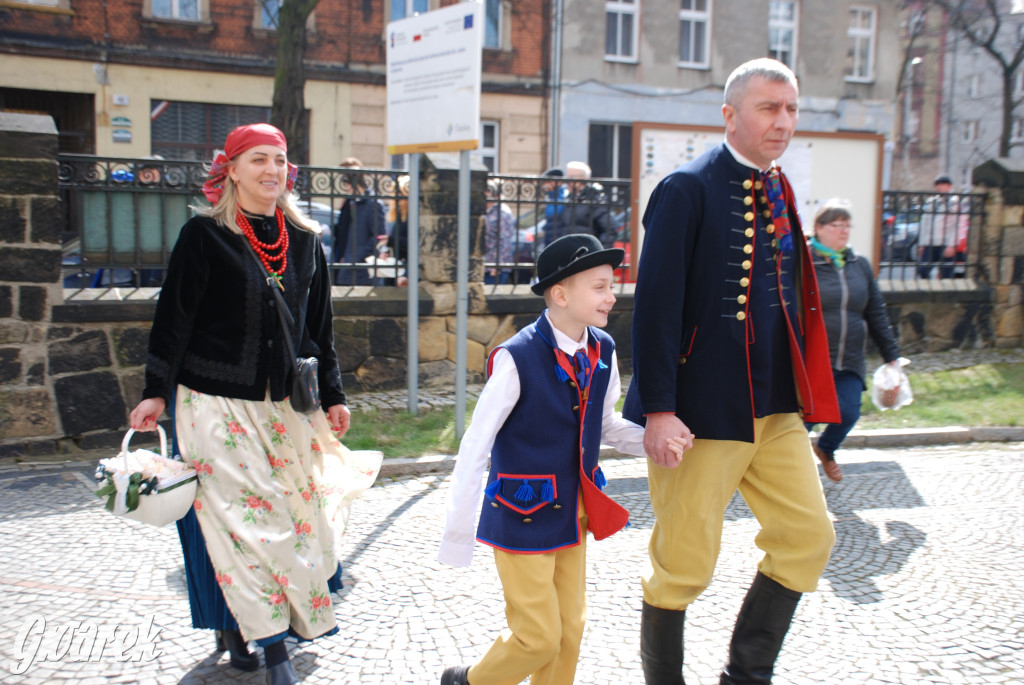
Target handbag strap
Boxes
[241,238,301,374]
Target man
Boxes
[623,58,840,684]
[331,157,388,286]
[545,161,616,249]
[917,174,962,280]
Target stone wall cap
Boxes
[0,112,57,135]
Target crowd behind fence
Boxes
[57,155,633,291]
[57,155,987,292]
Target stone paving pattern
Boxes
[2,440,1023,684]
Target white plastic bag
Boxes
[871,357,913,411]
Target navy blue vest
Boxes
[476,315,614,553]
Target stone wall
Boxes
[1,113,1022,460]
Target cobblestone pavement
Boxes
[1,441,1022,684]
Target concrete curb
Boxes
[374,426,1024,478]
[3,427,1022,478]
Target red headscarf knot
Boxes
[202,123,299,204]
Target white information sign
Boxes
[386,2,483,154]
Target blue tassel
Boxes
[484,479,500,499]
[540,479,554,502]
[594,467,607,490]
[514,480,536,504]
[597,358,608,370]
[554,363,571,382]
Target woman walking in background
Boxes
[806,199,903,482]
[129,124,380,684]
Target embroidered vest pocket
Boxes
[484,473,558,515]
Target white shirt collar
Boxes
[724,139,773,173]
[544,310,590,355]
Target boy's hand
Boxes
[644,413,694,469]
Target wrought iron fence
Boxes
[57,155,634,292]
[486,174,632,287]
[879,190,987,282]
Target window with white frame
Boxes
[153,0,199,21]
[606,0,639,62]
[961,120,978,144]
[484,0,501,49]
[475,120,500,172]
[678,0,711,68]
[768,1,798,69]
[392,0,429,21]
[966,74,980,98]
[588,122,633,180]
[845,5,876,82]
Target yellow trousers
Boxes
[644,413,835,609]
[468,507,589,685]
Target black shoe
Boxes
[640,601,686,684]
[441,665,470,685]
[214,629,260,671]
[720,573,802,684]
[266,658,299,685]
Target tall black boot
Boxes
[720,572,802,685]
[640,601,686,684]
[214,629,259,671]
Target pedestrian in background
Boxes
[332,157,389,285]
[917,175,962,280]
[438,233,689,685]
[806,199,903,482]
[129,124,381,685]
[623,58,839,684]
[546,162,616,249]
[483,179,516,284]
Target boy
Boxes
[437,234,690,685]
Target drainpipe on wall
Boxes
[549,0,563,168]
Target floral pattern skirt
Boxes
[174,385,382,642]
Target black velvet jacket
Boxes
[142,214,345,407]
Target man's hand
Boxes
[644,413,694,469]
[327,404,351,437]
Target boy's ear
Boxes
[549,282,569,309]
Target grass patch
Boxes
[857,363,1024,429]
[347,363,1024,458]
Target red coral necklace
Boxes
[237,208,289,291]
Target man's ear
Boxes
[722,103,736,135]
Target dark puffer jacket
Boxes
[811,248,901,385]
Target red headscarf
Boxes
[201,123,299,204]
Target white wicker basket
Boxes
[95,426,198,527]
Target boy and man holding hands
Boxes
[438,58,840,685]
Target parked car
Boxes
[298,199,338,260]
[883,210,921,262]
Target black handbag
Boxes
[242,239,322,414]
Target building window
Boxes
[966,74,980,98]
[588,123,633,180]
[484,0,501,49]
[845,5,876,82]
[150,100,272,161]
[260,0,280,28]
[474,120,500,172]
[392,0,429,21]
[606,0,639,62]
[961,120,978,144]
[152,0,199,21]
[768,1,798,69]
[678,0,711,68]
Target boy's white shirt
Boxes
[437,310,646,567]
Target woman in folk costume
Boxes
[129,123,381,685]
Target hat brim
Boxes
[531,247,625,295]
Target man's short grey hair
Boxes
[724,58,798,106]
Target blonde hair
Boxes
[192,161,320,235]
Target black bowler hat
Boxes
[531,233,625,295]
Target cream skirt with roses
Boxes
[175,385,382,643]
